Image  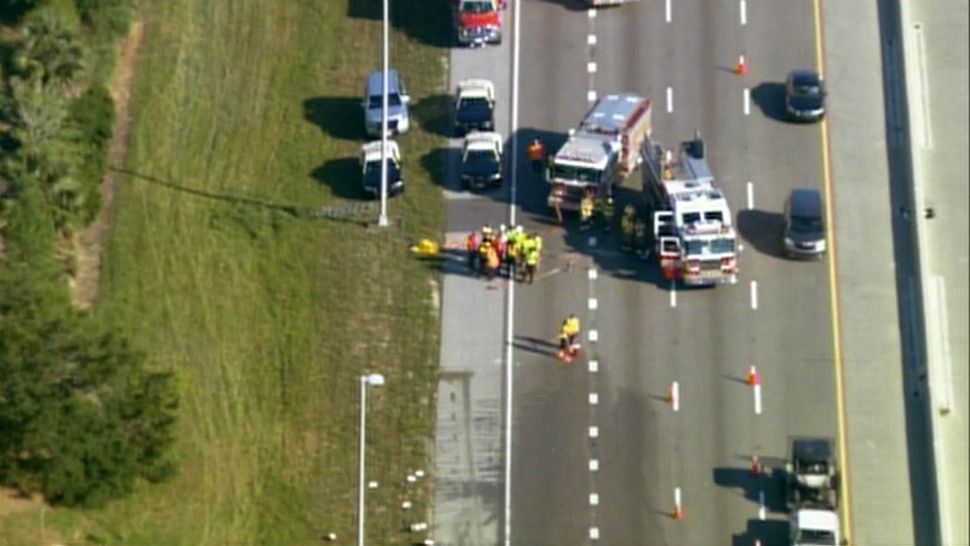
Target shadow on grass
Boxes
[750,82,789,122]
[412,94,455,138]
[111,167,369,226]
[303,97,366,141]
[347,0,453,48]
[420,147,458,189]
[737,209,785,258]
[311,157,369,200]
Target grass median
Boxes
[0,0,450,543]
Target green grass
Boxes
[0,0,449,544]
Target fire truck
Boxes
[640,132,738,286]
[546,93,651,211]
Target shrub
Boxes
[75,0,135,39]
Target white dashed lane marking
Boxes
[589,329,598,342]
[665,0,671,22]
[750,280,758,310]
[666,86,673,113]
[587,34,597,45]
[589,392,599,405]
[740,0,748,25]
[589,426,599,438]
[588,297,598,310]
[743,87,751,115]
[588,267,598,280]
[589,459,599,471]
[590,493,600,506]
[747,181,754,209]
[588,360,598,372]
[588,90,597,102]
[587,62,598,73]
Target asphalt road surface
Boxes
[510,1,837,545]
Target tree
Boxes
[12,13,85,87]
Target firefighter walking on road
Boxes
[620,204,636,251]
[557,314,582,362]
[595,195,614,233]
[466,230,480,272]
[527,138,546,175]
[579,188,595,232]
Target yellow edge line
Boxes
[813,0,854,543]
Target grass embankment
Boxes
[0,0,449,543]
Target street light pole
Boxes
[378,0,390,227]
[357,373,385,546]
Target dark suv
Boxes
[785,69,826,122]
[783,189,826,259]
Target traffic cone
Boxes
[673,503,683,520]
[747,365,760,386]
[735,54,748,75]
[666,385,674,404]
[750,453,762,476]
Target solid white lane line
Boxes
[588,267,598,280]
[665,0,671,23]
[589,426,599,438]
[747,181,754,209]
[589,360,598,372]
[589,392,599,405]
[589,329,598,342]
[754,384,763,415]
[588,62,598,73]
[750,280,758,309]
[589,459,599,471]
[588,297,598,310]
[670,282,677,308]
[590,493,599,506]
[740,0,747,25]
[743,87,751,115]
[666,86,673,113]
[587,90,597,102]
[587,34,597,46]
[504,0,523,543]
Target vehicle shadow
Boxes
[730,518,790,546]
[737,208,786,259]
[346,0,453,48]
[310,157,370,200]
[750,82,789,122]
[303,97,366,141]
[713,466,788,512]
[420,147,460,190]
[412,93,455,138]
[531,0,610,11]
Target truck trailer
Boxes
[546,93,651,211]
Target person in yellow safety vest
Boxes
[557,325,573,363]
[485,241,501,280]
[524,243,539,284]
[478,238,492,276]
[620,204,636,252]
[504,226,520,278]
[595,196,614,233]
[557,314,581,361]
[527,138,545,174]
[579,190,595,231]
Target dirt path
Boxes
[70,18,145,309]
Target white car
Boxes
[360,140,403,197]
[460,131,503,190]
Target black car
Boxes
[455,79,495,134]
[785,69,826,122]
[460,133,503,190]
[456,95,494,133]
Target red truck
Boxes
[453,0,505,47]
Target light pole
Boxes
[357,373,385,546]
[378,0,390,227]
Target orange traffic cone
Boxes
[750,453,763,476]
[673,503,684,520]
[735,54,748,76]
[747,365,760,386]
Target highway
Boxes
[509,1,837,545]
